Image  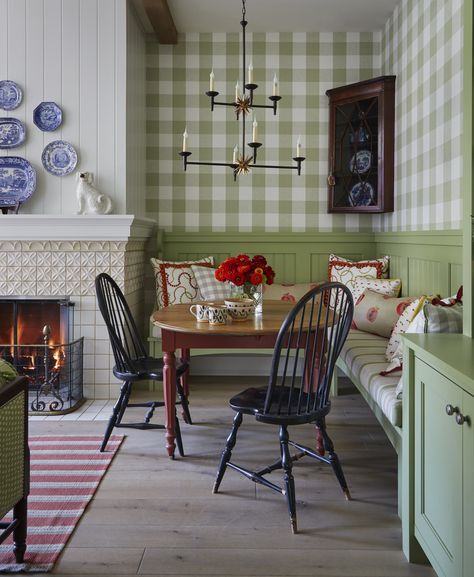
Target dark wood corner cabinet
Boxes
[326,75,395,213]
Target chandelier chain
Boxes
[242,0,246,19]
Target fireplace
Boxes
[0,297,84,414]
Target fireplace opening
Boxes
[0,297,84,414]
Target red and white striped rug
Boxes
[0,434,124,573]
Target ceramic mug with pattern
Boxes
[207,305,229,325]
[189,303,209,322]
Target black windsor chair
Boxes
[95,273,191,456]
[212,282,354,533]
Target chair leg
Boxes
[144,402,158,424]
[280,425,297,534]
[100,381,130,452]
[175,412,185,457]
[176,379,192,425]
[318,418,351,500]
[12,496,27,563]
[213,411,243,493]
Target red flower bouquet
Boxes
[215,254,275,287]
[215,254,275,313]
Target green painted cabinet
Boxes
[413,359,470,577]
[403,335,474,577]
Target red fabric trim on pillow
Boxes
[430,285,463,307]
[158,262,213,307]
[327,259,384,282]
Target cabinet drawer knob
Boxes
[455,412,469,426]
[445,404,459,416]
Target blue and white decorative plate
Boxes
[349,182,375,207]
[0,156,36,207]
[349,150,371,174]
[0,80,23,110]
[41,140,78,176]
[0,118,26,149]
[33,101,63,131]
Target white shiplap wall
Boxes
[0,0,146,216]
[125,0,146,217]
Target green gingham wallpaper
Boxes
[146,32,380,232]
[145,0,464,233]
[376,0,463,231]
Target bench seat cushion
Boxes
[339,330,402,427]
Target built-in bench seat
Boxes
[337,330,401,428]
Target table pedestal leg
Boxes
[163,350,177,459]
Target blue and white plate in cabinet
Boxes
[41,140,78,176]
[349,150,371,174]
[33,101,62,131]
[0,156,36,207]
[349,182,375,207]
[0,80,23,110]
[0,118,26,149]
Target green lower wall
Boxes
[159,229,463,298]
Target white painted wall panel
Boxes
[24,0,45,214]
[97,0,118,212]
[0,0,144,216]
[79,0,98,194]
[126,1,146,217]
[61,0,80,213]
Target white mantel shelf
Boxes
[0,215,156,241]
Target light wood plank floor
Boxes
[28,377,435,577]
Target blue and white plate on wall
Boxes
[41,140,78,176]
[349,150,371,174]
[33,101,63,131]
[0,80,23,110]
[349,182,375,207]
[0,118,26,149]
[0,156,36,207]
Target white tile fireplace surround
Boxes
[0,215,155,400]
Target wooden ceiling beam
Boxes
[142,0,178,44]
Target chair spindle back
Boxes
[264,282,353,422]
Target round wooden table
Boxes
[153,300,295,458]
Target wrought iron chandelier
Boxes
[179,0,305,180]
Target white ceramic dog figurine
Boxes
[76,172,113,215]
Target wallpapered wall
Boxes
[146,32,381,232]
[145,0,464,233]
[376,0,463,232]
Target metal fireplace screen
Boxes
[0,297,84,414]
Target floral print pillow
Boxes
[352,289,414,339]
[263,282,323,303]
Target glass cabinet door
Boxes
[326,76,395,214]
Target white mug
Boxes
[189,303,209,322]
[207,305,229,325]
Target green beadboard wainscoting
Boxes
[158,229,463,296]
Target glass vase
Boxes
[243,282,263,315]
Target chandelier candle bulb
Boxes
[296,136,302,157]
[233,145,239,164]
[235,81,240,102]
[272,74,278,96]
[182,127,188,152]
[209,69,215,92]
[248,61,253,84]
[252,116,258,142]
